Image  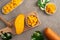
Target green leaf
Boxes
[37,0,50,10]
[0,32,12,40]
[31,31,44,40]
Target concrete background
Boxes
[0,0,60,40]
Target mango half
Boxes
[14,14,24,35]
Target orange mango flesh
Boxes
[46,3,56,14]
[27,15,38,27]
[2,0,23,14]
[15,14,24,35]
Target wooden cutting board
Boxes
[0,12,41,35]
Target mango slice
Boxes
[14,14,24,34]
[2,0,23,14]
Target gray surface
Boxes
[0,0,60,40]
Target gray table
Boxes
[0,0,60,40]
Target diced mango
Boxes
[46,3,56,14]
[2,0,23,14]
[27,15,38,27]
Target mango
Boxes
[14,14,24,34]
[27,15,38,27]
[2,0,23,14]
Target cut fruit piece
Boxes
[2,0,23,14]
[14,14,24,35]
[45,3,56,15]
[26,12,40,27]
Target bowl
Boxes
[45,3,56,15]
[25,11,41,28]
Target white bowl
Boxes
[45,2,56,15]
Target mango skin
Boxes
[14,14,24,35]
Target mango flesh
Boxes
[14,14,24,34]
[27,15,38,27]
[2,0,23,14]
[46,3,56,14]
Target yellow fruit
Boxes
[27,15,38,27]
[45,3,56,15]
[14,14,24,34]
[2,0,23,14]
